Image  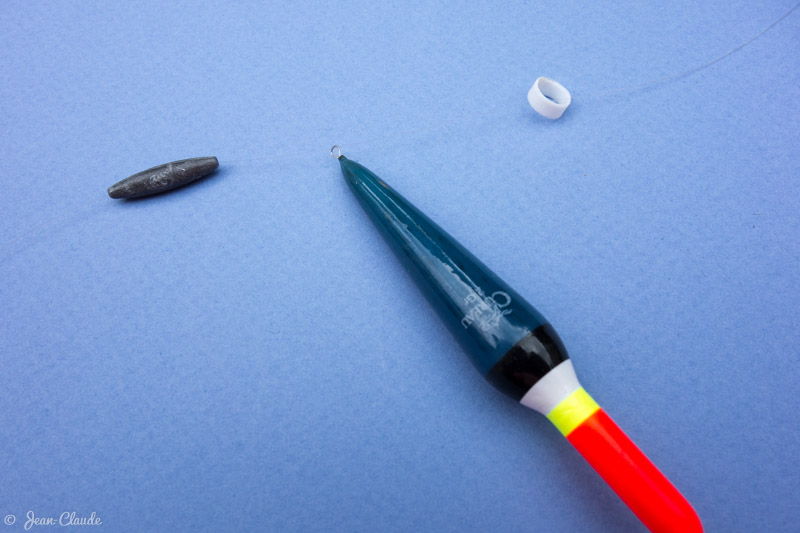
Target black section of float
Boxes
[486,323,570,401]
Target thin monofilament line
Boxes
[1,4,798,264]
[589,2,800,98]
[254,1,800,164]
[225,3,800,163]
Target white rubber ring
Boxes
[527,77,571,119]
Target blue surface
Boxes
[1,1,798,531]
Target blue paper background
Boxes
[1,1,799,531]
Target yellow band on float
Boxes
[546,387,600,436]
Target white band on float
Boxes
[519,359,581,415]
[527,77,572,119]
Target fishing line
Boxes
[587,1,800,98]
[1,3,797,264]
[229,1,800,162]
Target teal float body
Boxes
[338,155,560,387]
[338,153,704,532]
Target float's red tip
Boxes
[567,409,702,533]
